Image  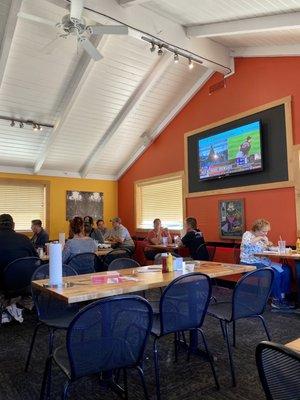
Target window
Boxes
[0,181,47,231]
[135,172,184,230]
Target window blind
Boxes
[136,175,183,230]
[0,182,46,231]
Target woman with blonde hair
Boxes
[240,218,292,311]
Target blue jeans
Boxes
[241,262,292,300]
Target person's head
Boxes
[251,219,271,236]
[31,219,42,234]
[97,219,105,229]
[185,217,197,231]
[153,218,161,230]
[246,136,252,142]
[0,214,14,230]
[83,216,93,226]
[70,216,84,236]
[111,217,121,229]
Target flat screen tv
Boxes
[198,120,263,181]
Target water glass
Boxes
[162,237,168,246]
[278,240,286,254]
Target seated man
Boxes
[31,219,49,249]
[107,217,135,253]
[96,219,108,239]
[181,217,209,261]
[83,216,104,243]
[0,214,37,279]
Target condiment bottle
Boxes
[167,253,173,272]
[162,254,168,273]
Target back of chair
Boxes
[232,268,274,320]
[32,264,78,320]
[67,252,97,274]
[256,341,300,400]
[108,258,141,271]
[154,252,179,265]
[3,257,42,295]
[103,249,131,268]
[160,273,211,335]
[66,296,153,380]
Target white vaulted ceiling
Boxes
[0,0,300,180]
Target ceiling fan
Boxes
[18,0,129,61]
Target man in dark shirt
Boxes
[0,214,38,277]
[30,219,49,249]
[181,217,209,261]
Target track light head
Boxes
[33,124,38,131]
[38,125,43,131]
[174,53,179,63]
[19,122,24,128]
[10,120,15,127]
[150,42,156,53]
[157,45,163,56]
[188,58,194,70]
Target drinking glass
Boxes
[278,240,286,254]
[162,237,168,246]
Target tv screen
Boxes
[198,120,263,181]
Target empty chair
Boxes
[25,264,79,372]
[103,248,131,270]
[108,257,141,271]
[256,341,300,400]
[40,296,153,400]
[67,252,97,274]
[208,268,274,386]
[151,272,219,400]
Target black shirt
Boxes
[0,228,38,276]
[31,228,49,249]
[181,229,209,261]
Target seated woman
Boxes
[144,218,172,260]
[63,216,98,263]
[240,218,293,310]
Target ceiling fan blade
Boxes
[18,12,57,27]
[87,25,129,36]
[70,0,84,20]
[78,37,103,61]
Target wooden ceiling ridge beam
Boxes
[33,35,109,174]
[118,0,150,7]
[79,53,173,178]
[186,11,300,38]
[0,0,22,90]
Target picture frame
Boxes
[66,191,104,221]
[219,199,245,240]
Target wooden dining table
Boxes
[255,251,300,305]
[285,338,300,352]
[32,261,255,304]
[147,243,181,251]
[40,248,112,262]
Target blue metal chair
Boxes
[256,341,300,400]
[208,268,274,386]
[25,264,79,372]
[151,272,219,400]
[103,249,131,270]
[40,295,153,400]
[108,257,140,271]
[67,252,97,274]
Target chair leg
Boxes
[257,315,271,341]
[136,366,150,400]
[39,356,51,400]
[153,337,161,400]
[45,328,55,400]
[197,329,220,390]
[174,332,178,363]
[62,380,71,400]
[25,322,42,372]
[219,320,225,340]
[224,322,236,387]
[123,368,128,400]
[232,321,236,348]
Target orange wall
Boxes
[118,57,300,244]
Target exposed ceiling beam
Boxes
[186,11,300,38]
[118,0,150,7]
[231,44,300,57]
[116,68,214,179]
[45,0,232,74]
[79,53,173,178]
[33,35,109,174]
[0,0,22,90]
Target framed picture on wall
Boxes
[66,191,104,221]
[219,199,245,240]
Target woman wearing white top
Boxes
[240,219,292,311]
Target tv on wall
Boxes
[198,120,263,181]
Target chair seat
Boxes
[207,301,232,321]
[40,310,78,329]
[53,345,71,379]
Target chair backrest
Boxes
[66,296,153,380]
[108,258,141,271]
[67,252,97,274]
[154,252,179,265]
[3,257,42,295]
[32,264,78,320]
[103,249,131,268]
[206,246,216,261]
[256,341,300,400]
[159,272,211,335]
[232,268,274,320]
